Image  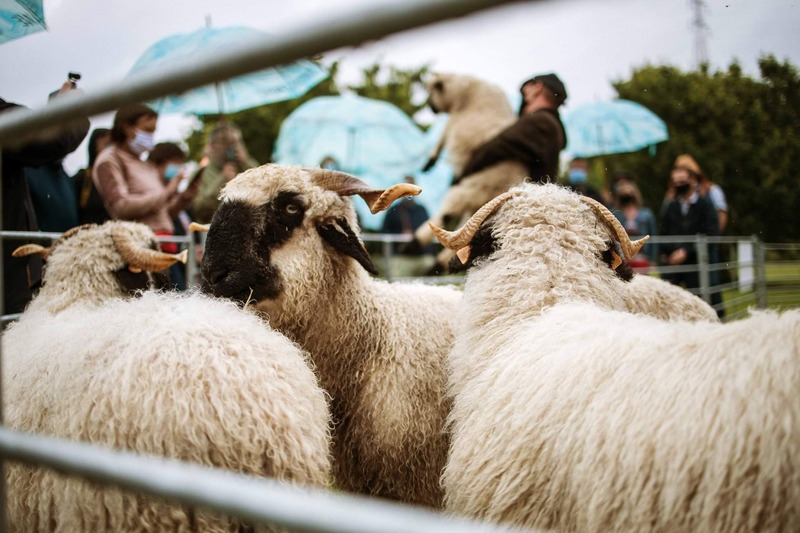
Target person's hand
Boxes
[165,172,183,196]
[234,143,249,166]
[222,161,239,182]
[181,171,202,201]
[668,248,688,265]
[56,81,83,97]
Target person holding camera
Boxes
[1,76,90,313]
[189,123,259,223]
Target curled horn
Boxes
[189,222,210,233]
[307,169,421,214]
[429,191,518,251]
[12,243,50,259]
[580,196,650,260]
[111,227,188,272]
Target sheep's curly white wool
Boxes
[204,165,462,508]
[445,303,800,532]
[3,291,332,532]
[22,220,167,314]
[436,183,800,532]
[414,73,528,267]
[627,273,718,322]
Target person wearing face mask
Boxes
[612,179,658,267]
[658,162,719,295]
[147,142,201,290]
[93,104,196,255]
[565,157,606,205]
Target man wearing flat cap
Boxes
[458,72,568,184]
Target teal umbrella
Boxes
[273,94,437,229]
[0,0,46,45]
[127,26,328,115]
[563,99,669,158]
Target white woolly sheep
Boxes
[413,72,528,271]
[11,220,187,314]
[430,183,800,532]
[4,222,332,532]
[198,164,462,508]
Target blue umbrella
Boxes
[273,94,432,229]
[563,99,669,158]
[0,0,46,45]
[127,26,328,115]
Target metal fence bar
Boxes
[0,427,515,533]
[0,0,528,144]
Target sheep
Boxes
[413,72,528,272]
[428,183,800,532]
[4,222,332,532]
[627,273,719,322]
[11,220,187,314]
[198,164,463,508]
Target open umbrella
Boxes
[0,0,46,45]
[563,99,669,158]
[127,26,328,115]
[273,94,431,229]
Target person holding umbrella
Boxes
[458,73,568,184]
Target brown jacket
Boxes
[459,108,567,184]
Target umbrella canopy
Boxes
[127,26,328,115]
[273,94,434,229]
[0,0,46,45]
[563,99,669,158]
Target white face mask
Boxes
[129,129,155,156]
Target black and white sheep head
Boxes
[429,183,649,282]
[13,221,186,314]
[427,72,509,114]
[199,164,420,311]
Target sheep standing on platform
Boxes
[199,164,462,508]
[430,183,800,532]
[413,73,528,272]
[3,222,332,532]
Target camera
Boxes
[224,147,237,162]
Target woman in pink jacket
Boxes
[93,104,197,254]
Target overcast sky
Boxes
[2,0,799,173]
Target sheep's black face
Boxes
[114,268,170,295]
[448,224,499,273]
[201,192,306,304]
[602,243,635,282]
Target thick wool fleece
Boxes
[627,274,718,322]
[25,220,161,315]
[415,73,528,251]
[3,291,331,532]
[444,303,800,533]
[217,165,462,507]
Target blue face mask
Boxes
[568,168,587,184]
[164,163,181,181]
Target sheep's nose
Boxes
[209,267,230,286]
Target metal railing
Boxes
[367,233,800,321]
[0,0,533,531]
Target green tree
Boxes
[184,61,341,163]
[346,62,431,122]
[605,55,800,242]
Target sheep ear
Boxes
[307,169,421,214]
[316,218,378,275]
